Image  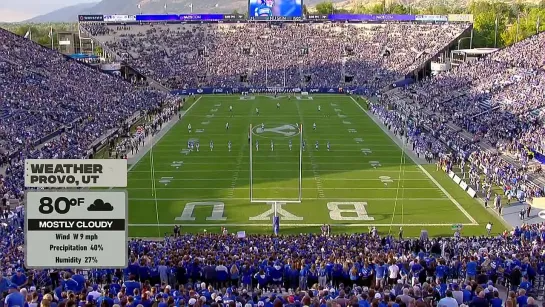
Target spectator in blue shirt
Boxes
[490,291,503,307]
[0,272,10,297]
[466,257,478,281]
[4,285,24,307]
[516,289,528,307]
[10,270,27,288]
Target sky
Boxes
[0,0,98,22]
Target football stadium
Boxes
[1,0,545,305]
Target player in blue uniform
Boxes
[254,0,274,17]
[315,141,319,150]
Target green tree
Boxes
[388,3,409,14]
[368,3,384,14]
[315,1,335,14]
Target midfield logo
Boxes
[252,124,300,138]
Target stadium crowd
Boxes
[0,27,171,202]
[1,208,545,307]
[83,23,469,90]
[372,31,545,203]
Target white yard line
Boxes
[128,178,432,181]
[129,197,449,201]
[129,169,424,173]
[129,187,440,190]
[229,104,255,198]
[134,161,417,165]
[154,144,398,148]
[349,96,479,226]
[130,222,476,227]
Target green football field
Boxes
[126,94,506,237]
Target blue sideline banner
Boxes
[170,87,370,95]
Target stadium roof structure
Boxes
[455,48,500,55]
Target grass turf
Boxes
[126,94,507,237]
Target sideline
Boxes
[349,96,479,225]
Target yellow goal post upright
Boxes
[249,123,303,205]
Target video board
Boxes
[248,0,303,20]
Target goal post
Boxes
[249,123,303,203]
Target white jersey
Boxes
[315,141,319,149]
[289,140,292,150]
[313,123,316,130]
[226,122,229,130]
[318,106,321,111]
[255,141,259,151]
[188,124,192,131]
[256,108,259,114]
[270,141,274,151]
[229,106,233,111]
[210,141,214,150]
[327,142,330,151]
[228,141,232,151]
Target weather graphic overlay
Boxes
[24,159,127,188]
[24,159,128,268]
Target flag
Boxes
[188,3,192,10]
[214,3,218,7]
[137,3,141,9]
[164,3,167,10]
[24,29,31,39]
[48,26,53,38]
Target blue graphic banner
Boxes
[170,87,370,95]
[329,14,416,21]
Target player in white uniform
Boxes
[228,141,232,152]
[229,105,233,112]
[255,140,259,151]
[226,122,229,130]
[313,123,316,131]
[256,108,259,116]
[261,123,265,130]
[327,141,330,151]
[318,105,321,112]
[315,141,319,150]
[289,140,292,151]
[277,102,280,109]
[270,140,274,151]
[188,123,192,133]
[196,141,200,152]
[210,140,214,151]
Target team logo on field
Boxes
[252,124,300,138]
